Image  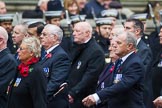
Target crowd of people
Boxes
[0,0,162,108]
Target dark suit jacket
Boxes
[137,40,152,73]
[95,63,114,108]
[152,48,162,99]
[137,39,153,108]
[97,53,145,108]
[39,45,71,108]
[7,33,17,54]
[0,48,17,108]
[97,62,114,92]
[67,38,105,103]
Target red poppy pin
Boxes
[109,65,115,73]
[46,53,52,59]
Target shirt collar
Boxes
[46,44,59,54]
[84,38,91,43]
[136,37,141,45]
[121,51,134,64]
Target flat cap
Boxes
[95,18,113,26]
[22,19,45,26]
[130,13,147,21]
[70,15,86,24]
[45,11,62,18]
[0,14,14,22]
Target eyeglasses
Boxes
[18,47,28,51]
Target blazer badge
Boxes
[77,61,82,69]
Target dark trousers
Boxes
[47,94,69,108]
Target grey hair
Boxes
[0,26,8,41]
[22,36,41,57]
[44,24,63,42]
[37,0,49,6]
[125,31,137,48]
[80,21,93,35]
[16,24,28,35]
[113,24,124,36]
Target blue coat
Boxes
[40,45,71,108]
[97,53,145,108]
[137,39,153,108]
[0,48,17,108]
[84,0,105,19]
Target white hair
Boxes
[0,26,8,41]
[112,24,124,36]
[22,36,41,57]
[37,0,49,6]
[44,24,63,42]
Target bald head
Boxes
[73,22,93,44]
[76,22,92,35]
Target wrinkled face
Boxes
[17,43,33,63]
[68,3,78,15]
[12,25,25,45]
[114,33,128,58]
[73,24,89,44]
[159,28,162,44]
[40,27,56,50]
[109,37,119,62]
[0,21,12,33]
[97,25,112,39]
[0,2,6,14]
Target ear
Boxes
[135,29,140,35]
[127,43,134,51]
[52,34,59,42]
[96,26,99,32]
[30,52,34,57]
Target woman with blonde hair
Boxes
[8,36,47,108]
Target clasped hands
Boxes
[68,94,96,107]
[82,95,96,107]
[153,96,162,108]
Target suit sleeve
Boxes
[47,54,71,98]
[69,50,105,98]
[0,55,17,95]
[138,46,152,73]
[97,62,144,101]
